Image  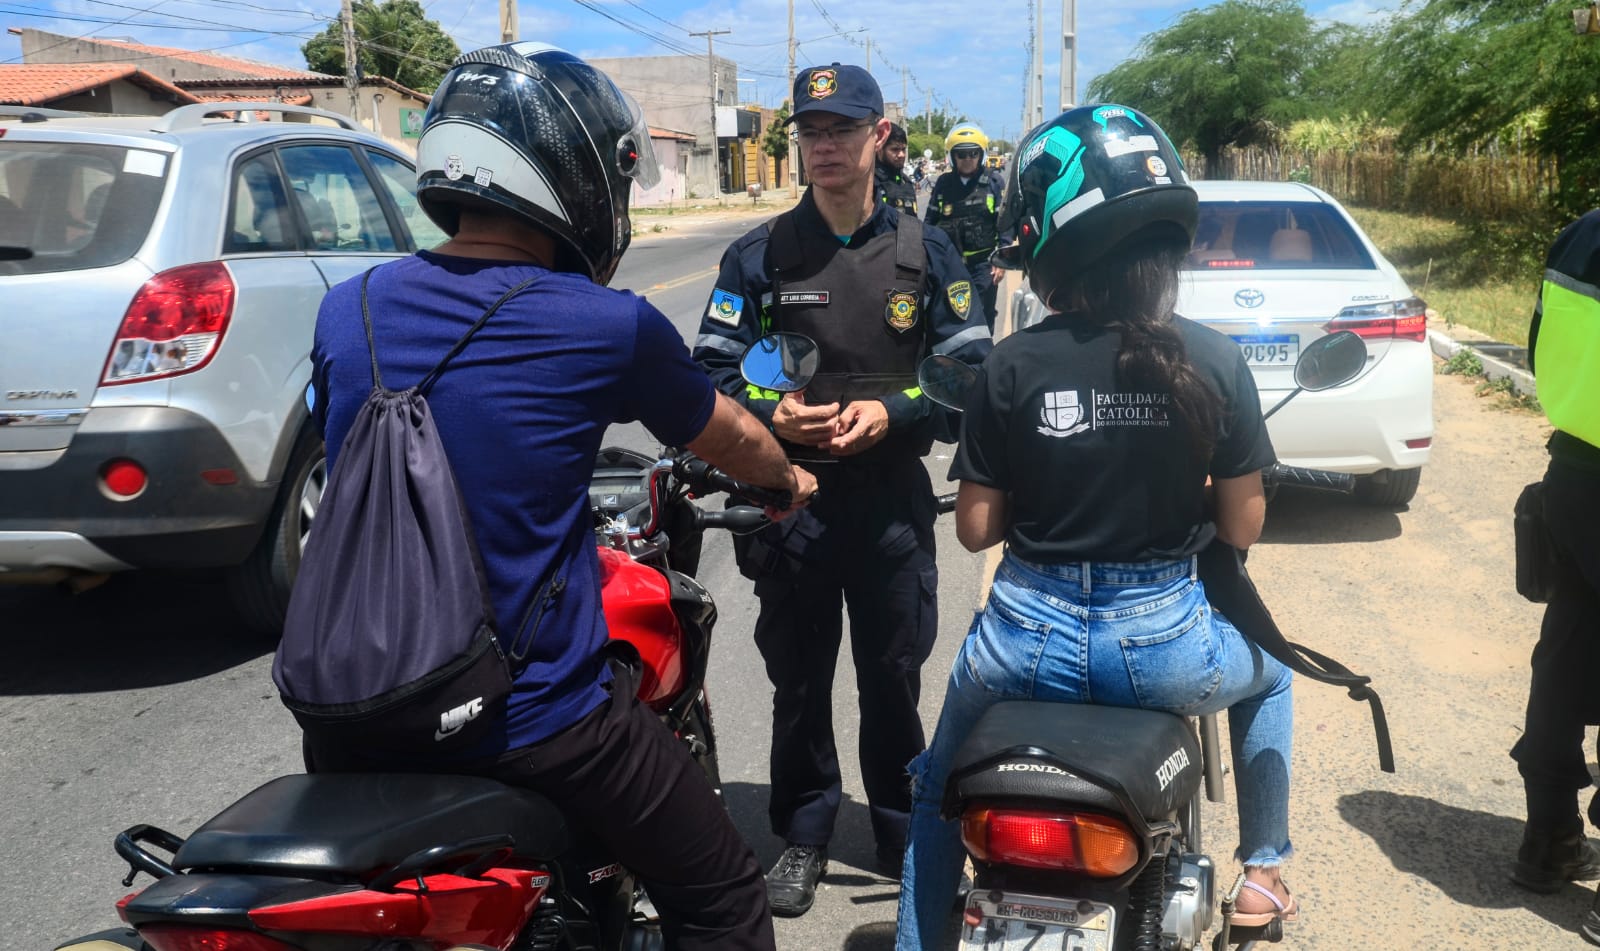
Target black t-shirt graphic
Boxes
[950,314,1276,562]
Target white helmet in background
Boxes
[417,42,660,285]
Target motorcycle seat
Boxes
[174,774,571,879]
[944,702,1202,824]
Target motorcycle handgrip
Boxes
[1266,463,1355,493]
[696,506,771,533]
[674,456,793,510]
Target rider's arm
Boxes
[1212,472,1266,549]
[955,481,1008,552]
[685,391,804,497]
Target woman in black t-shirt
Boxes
[895,107,1297,948]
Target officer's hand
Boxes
[990,264,1005,285]
[766,465,819,522]
[828,401,890,456]
[772,391,841,447]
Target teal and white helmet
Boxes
[1008,104,1196,308]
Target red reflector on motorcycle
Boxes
[138,925,299,951]
[961,807,1139,877]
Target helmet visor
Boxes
[613,88,661,190]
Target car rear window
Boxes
[0,141,169,276]
[1183,201,1375,271]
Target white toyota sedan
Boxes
[1180,180,1431,505]
[1012,180,1432,506]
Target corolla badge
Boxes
[1234,289,1265,309]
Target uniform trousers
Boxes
[1511,457,1600,837]
[964,254,999,332]
[738,454,940,852]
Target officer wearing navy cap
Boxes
[692,63,991,917]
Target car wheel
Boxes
[227,428,325,639]
[1354,467,1421,507]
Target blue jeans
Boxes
[895,551,1294,949]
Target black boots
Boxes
[1583,890,1600,948]
[766,843,828,917]
[1510,830,1600,894]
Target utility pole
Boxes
[690,29,731,197]
[925,89,931,135]
[787,0,797,193]
[341,0,360,123]
[865,36,872,72]
[1060,0,1076,112]
[499,0,518,43]
[1028,0,1045,129]
[901,67,908,121]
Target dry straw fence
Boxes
[1184,145,1558,221]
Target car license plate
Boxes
[961,891,1115,951]
[1232,333,1299,366]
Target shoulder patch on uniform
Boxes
[707,288,744,326]
[947,280,973,321]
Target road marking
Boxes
[648,266,719,293]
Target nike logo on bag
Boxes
[435,697,484,741]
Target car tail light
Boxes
[1327,296,1427,342]
[103,262,235,386]
[101,458,147,498]
[961,806,1139,877]
[1202,258,1256,268]
[137,925,298,951]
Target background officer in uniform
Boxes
[875,121,917,215]
[925,122,1010,331]
[1509,209,1600,945]
[692,62,991,919]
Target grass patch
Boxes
[1473,374,1542,413]
[1344,205,1553,346]
[1438,348,1483,376]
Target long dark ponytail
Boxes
[1053,235,1221,458]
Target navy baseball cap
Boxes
[786,63,884,123]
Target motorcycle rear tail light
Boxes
[1327,296,1427,342]
[961,806,1139,877]
[103,261,235,385]
[138,925,298,951]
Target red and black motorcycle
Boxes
[56,447,782,951]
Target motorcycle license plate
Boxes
[1231,333,1299,366]
[961,891,1115,951]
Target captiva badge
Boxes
[885,290,918,332]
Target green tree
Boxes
[1087,0,1318,170]
[763,102,790,163]
[302,0,460,93]
[1371,0,1600,216]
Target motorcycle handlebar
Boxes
[1264,463,1356,493]
[673,455,793,510]
[696,506,771,533]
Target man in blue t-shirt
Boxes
[307,45,814,951]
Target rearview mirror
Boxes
[1293,331,1367,391]
[990,244,1025,272]
[739,332,819,394]
[917,354,980,411]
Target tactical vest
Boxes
[766,209,928,462]
[1537,247,1600,451]
[932,170,999,257]
[876,163,917,215]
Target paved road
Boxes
[3,216,1594,949]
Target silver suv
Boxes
[0,103,446,635]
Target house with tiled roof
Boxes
[0,63,199,113]
[6,27,430,152]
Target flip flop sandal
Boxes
[1228,879,1301,928]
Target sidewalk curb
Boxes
[1426,328,1538,399]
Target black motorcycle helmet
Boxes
[1008,104,1196,309]
[416,42,660,285]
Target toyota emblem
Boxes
[1234,288,1265,308]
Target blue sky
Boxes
[3,0,1396,143]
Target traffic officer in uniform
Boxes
[692,62,991,919]
[1509,209,1600,945]
[875,121,917,215]
[925,122,1010,331]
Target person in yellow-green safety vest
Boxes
[925,122,1012,331]
[1507,210,1600,948]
